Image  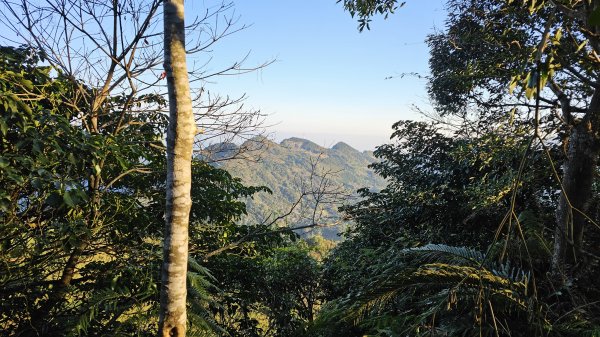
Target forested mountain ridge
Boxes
[207,137,386,238]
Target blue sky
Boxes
[196,0,448,150]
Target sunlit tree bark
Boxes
[159,0,195,335]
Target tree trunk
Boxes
[552,89,600,277]
[159,0,195,336]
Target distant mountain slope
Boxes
[210,137,386,240]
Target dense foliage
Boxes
[0,46,322,337]
[3,0,600,336]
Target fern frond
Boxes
[188,307,228,337]
[405,243,487,266]
[186,260,227,336]
[327,244,541,337]
[189,256,218,282]
[68,285,138,336]
[347,262,529,322]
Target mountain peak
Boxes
[331,141,357,153]
[280,137,326,154]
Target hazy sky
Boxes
[195,0,448,150]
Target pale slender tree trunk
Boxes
[159,0,195,336]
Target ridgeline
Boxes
[207,137,386,240]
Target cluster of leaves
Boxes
[0,45,167,335]
[337,0,405,31]
[336,120,554,250]
[204,242,322,337]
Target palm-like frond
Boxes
[347,262,529,320]
[68,281,156,337]
[321,244,540,337]
[407,244,486,266]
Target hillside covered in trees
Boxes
[1,0,600,336]
[207,137,386,239]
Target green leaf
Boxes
[74,188,89,203]
[63,190,75,207]
[45,192,62,207]
[116,155,128,170]
[31,177,43,189]
[0,118,7,136]
[0,157,8,169]
[68,153,77,165]
[0,197,10,212]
